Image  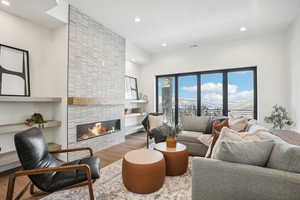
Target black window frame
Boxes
[156,66,258,124]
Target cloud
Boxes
[182,82,237,94]
[202,93,223,104]
[229,90,253,103]
[201,83,222,92]
[182,85,197,92]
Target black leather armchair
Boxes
[6,128,100,200]
[142,113,166,148]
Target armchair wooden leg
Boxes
[6,174,16,200]
[87,179,95,200]
[30,183,35,195]
[15,182,31,200]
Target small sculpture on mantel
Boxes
[25,113,47,128]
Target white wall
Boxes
[288,16,300,132]
[0,11,68,157]
[126,40,151,65]
[140,32,290,123]
[125,60,141,89]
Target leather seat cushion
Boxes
[177,131,205,144]
[46,156,100,192]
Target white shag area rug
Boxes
[42,157,192,200]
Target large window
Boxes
[228,71,255,119]
[178,75,197,121]
[201,73,223,117]
[156,67,257,125]
[157,76,175,124]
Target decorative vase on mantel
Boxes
[166,136,177,148]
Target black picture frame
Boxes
[0,44,30,96]
[125,75,139,100]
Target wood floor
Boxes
[0,132,147,200]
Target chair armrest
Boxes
[50,147,93,157]
[14,164,92,178]
[192,157,300,200]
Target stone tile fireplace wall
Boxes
[67,6,125,161]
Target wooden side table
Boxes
[155,142,188,176]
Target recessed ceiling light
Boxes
[134,17,141,23]
[131,58,136,62]
[190,44,199,48]
[1,0,10,6]
[161,43,167,47]
[240,26,247,32]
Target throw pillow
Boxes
[182,115,210,132]
[198,134,213,147]
[215,140,274,167]
[210,127,263,159]
[205,119,229,158]
[267,143,300,173]
[148,115,163,131]
[229,116,248,132]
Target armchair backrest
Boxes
[142,112,163,132]
[14,128,60,189]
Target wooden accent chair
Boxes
[6,128,100,200]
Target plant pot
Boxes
[166,136,177,148]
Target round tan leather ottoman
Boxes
[122,149,166,194]
[155,142,188,176]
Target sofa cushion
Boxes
[215,140,274,167]
[198,134,213,147]
[177,131,205,144]
[206,119,229,158]
[248,124,268,133]
[229,116,248,132]
[210,127,263,159]
[267,143,300,173]
[182,116,210,132]
[148,115,163,131]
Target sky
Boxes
[159,71,254,106]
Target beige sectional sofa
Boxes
[177,115,226,156]
[192,123,300,200]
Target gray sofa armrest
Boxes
[192,157,300,200]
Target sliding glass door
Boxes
[201,73,223,117]
[156,67,257,125]
[178,75,198,121]
[157,76,175,124]
[228,71,255,119]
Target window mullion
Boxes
[197,74,201,116]
[223,72,228,116]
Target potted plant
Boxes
[157,123,182,148]
[264,105,293,130]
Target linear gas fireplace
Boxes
[77,119,121,142]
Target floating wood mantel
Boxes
[0,96,62,103]
[68,97,124,106]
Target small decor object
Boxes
[157,123,182,148]
[264,105,293,130]
[0,44,30,96]
[25,113,47,128]
[125,75,138,100]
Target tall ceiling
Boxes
[0,0,65,28]
[70,0,300,54]
[1,0,300,55]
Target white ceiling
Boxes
[0,0,66,29]
[70,0,300,55]
[1,0,300,55]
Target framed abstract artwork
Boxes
[0,44,30,96]
[125,75,138,100]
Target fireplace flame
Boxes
[80,123,113,140]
